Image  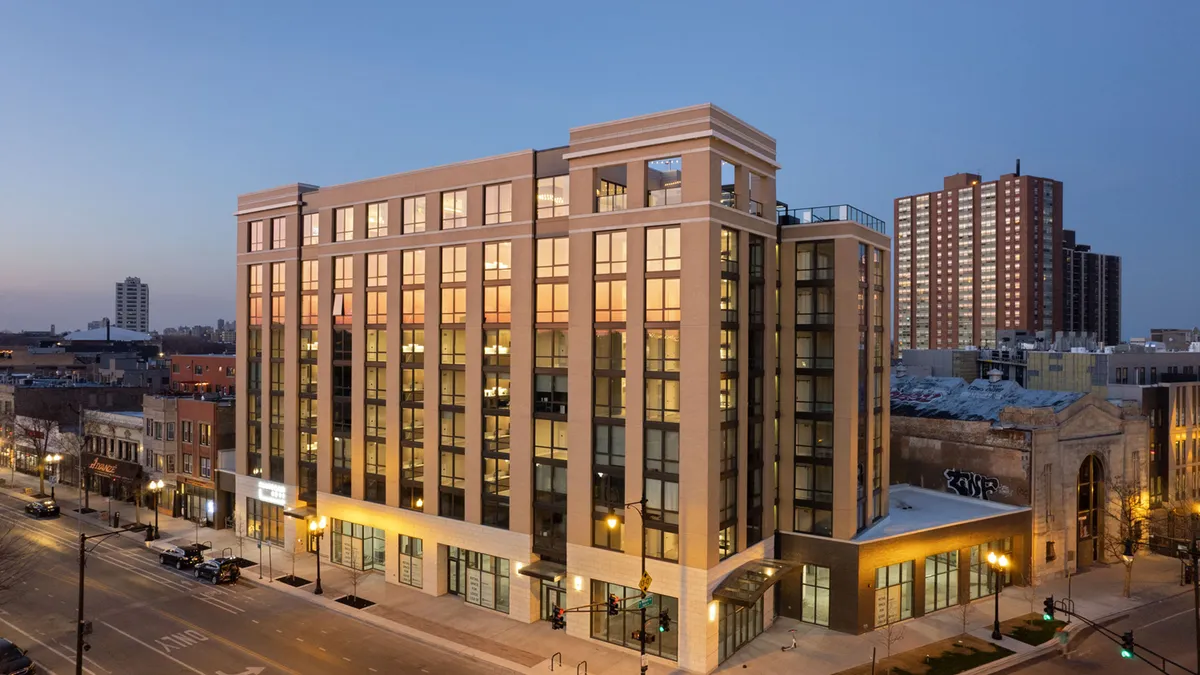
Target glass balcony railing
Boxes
[778,204,887,234]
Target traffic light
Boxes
[658,609,672,633]
[1120,631,1135,659]
[607,593,620,616]
[551,606,566,630]
[1042,596,1055,621]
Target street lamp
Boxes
[608,497,651,675]
[309,516,327,595]
[145,480,164,542]
[986,551,1010,640]
[45,453,63,499]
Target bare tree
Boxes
[232,514,247,561]
[877,597,907,674]
[1104,478,1146,598]
[956,600,975,636]
[1019,569,1042,616]
[13,415,59,497]
[0,524,40,604]
[346,566,368,603]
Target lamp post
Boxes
[986,551,1010,640]
[145,480,164,541]
[46,453,63,499]
[76,524,147,674]
[608,497,650,675]
[309,516,327,595]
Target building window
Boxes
[330,519,385,572]
[402,196,426,233]
[595,330,626,371]
[536,176,569,218]
[484,286,511,324]
[645,378,680,423]
[646,278,681,322]
[249,264,263,294]
[718,598,764,664]
[441,245,467,283]
[874,561,914,626]
[484,241,511,280]
[249,220,264,252]
[536,283,569,323]
[441,190,467,229]
[301,260,318,292]
[485,183,512,224]
[536,237,569,278]
[402,290,425,324]
[968,539,1012,599]
[182,454,192,474]
[302,213,319,245]
[402,249,425,285]
[271,217,286,249]
[594,376,625,419]
[440,329,467,365]
[335,207,354,241]
[447,547,510,613]
[245,497,283,546]
[595,231,627,274]
[199,423,211,446]
[365,441,385,504]
[535,329,568,368]
[720,227,738,274]
[646,157,682,207]
[442,288,467,323]
[398,535,423,588]
[646,329,680,372]
[594,280,627,322]
[646,226,681,272]
[367,202,388,238]
[596,167,628,213]
[800,564,831,626]
[925,551,959,613]
[199,457,212,479]
[484,329,511,367]
[591,581,679,661]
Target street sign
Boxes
[638,571,653,592]
[636,596,654,609]
[641,654,648,669]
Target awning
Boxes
[518,559,567,583]
[82,453,143,481]
[712,559,799,607]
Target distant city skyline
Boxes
[2,2,1198,337]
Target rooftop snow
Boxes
[890,375,1084,422]
[853,484,1028,542]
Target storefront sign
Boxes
[401,558,412,585]
[82,453,142,480]
[341,538,354,566]
[411,557,422,587]
[256,480,287,507]
[466,568,482,606]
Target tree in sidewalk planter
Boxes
[1104,477,1148,599]
[1018,569,1042,616]
[232,514,247,562]
[12,413,62,497]
[955,600,975,637]
[345,565,369,606]
[876,596,907,674]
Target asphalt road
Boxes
[1012,591,1199,674]
[0,491,510,675]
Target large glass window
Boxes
[330,519,385,572]
[535,329,568,367]
[271,217,286,249]
[536,283,569,323]
[591,581,679,661]
[485,183,512,224]
[442,245,467,282]
[646,329,680,371]
[646,157,682,207]
[335,207,354,241]
[245,497,283,546]
[536,237,569,278]
[249,220,264,251]
[398,535,423,588]
[925,551,959,613]
[302,213,319,245]
[645,278,681,322]
[594,280,626,322]
[484,241,511,280]
[536,176,569,218]
[968,538,1012,599]
[799,564,831,626]
[402,249,425,285]
[595,231,627,275]
[595,165,627,212]
[874,561,914,626]
[366,202,388,238]
[447,547,510,614]
[442,190,467,229]
[402,196,426,233]
[645,226,681,272]
[718,598,764,664]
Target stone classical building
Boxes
[890,374,1148,581]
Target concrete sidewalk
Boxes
[7,469,1189,675]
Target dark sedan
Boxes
[194,557,240,584]
[24,499,58,518]
[0,638,35,674]
[158,545,205,570]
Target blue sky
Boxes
[1,1,1197,337]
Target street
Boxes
[1013,591,1198,675]
[0,491,510,675]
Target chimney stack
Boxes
[988,368,1004,383]
[105,317,110,341]
[1015,159,1021,177]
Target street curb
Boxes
[961,589,1192,675]
[240,572,526,675]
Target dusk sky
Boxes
[1,1,1197,337]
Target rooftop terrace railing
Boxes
[777,204,887,234]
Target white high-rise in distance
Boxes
[114,276,150,333]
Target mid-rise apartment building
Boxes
[894,168,1063,351]
[115,276,151,333]
[234,105,914,669]
[1062,229,1121,346]
[170,354,236,395]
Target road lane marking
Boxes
[157,629,210,653]
[102,621,207,675]
[1140,607,1194,630]
[0,614,98,675]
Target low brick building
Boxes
[890,374,1148,582]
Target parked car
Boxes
[194,558,240,585]
[158,545,205,570]
[24,499,58,518]
[0,638,35,674]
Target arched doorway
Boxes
[1077,455,1105,570]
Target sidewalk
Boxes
[6,469,1187,675]
[716,553,1188,673]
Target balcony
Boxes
[778,204,887,234]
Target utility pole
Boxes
[1191,512,1199,673]
[76,525,147,674]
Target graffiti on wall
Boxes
[943,468,1011,501]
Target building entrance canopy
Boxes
[712,559,798,607]
[517,559,567,583]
